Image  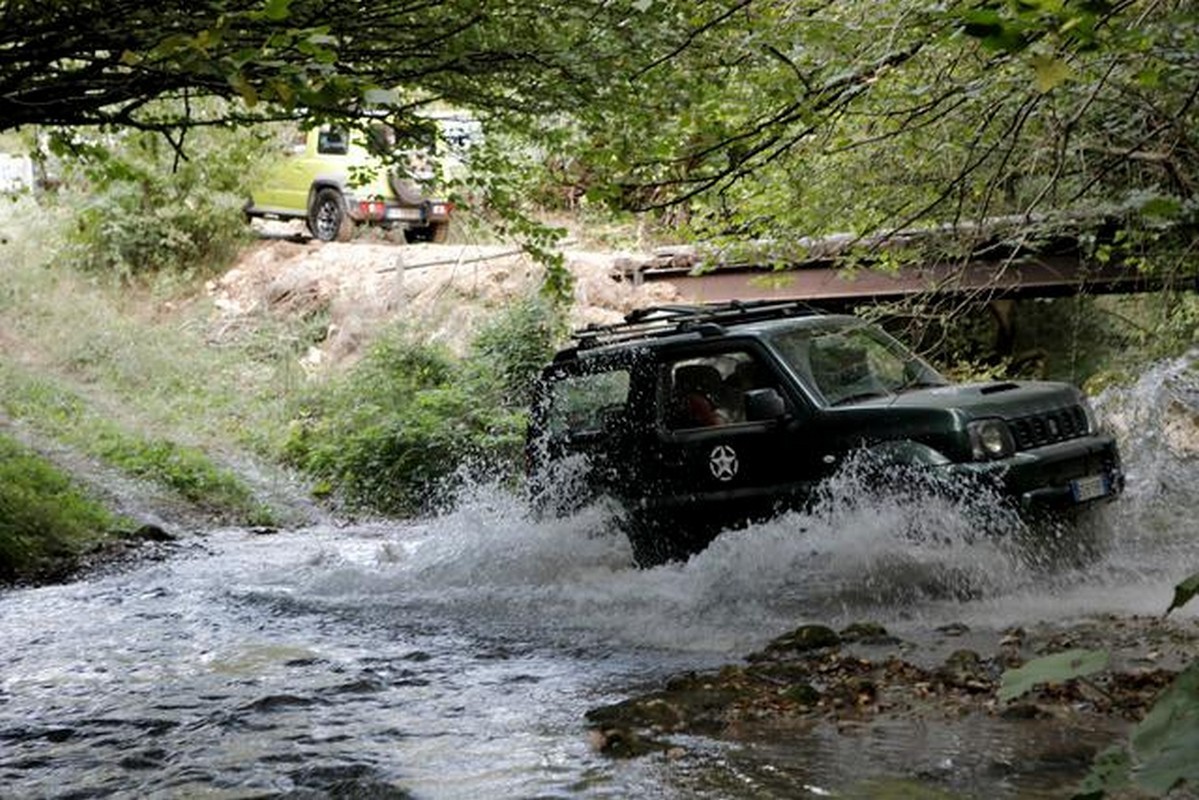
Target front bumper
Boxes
[952,433,1124,511]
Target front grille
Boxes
[1010,405,1089,450]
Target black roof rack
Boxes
[570,300,824,351]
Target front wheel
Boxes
[308,188,353,242]
[624,511,699,568]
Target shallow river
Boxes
[2,359,1197,799]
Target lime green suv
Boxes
[245,124,452,243]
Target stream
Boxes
[2,356,1197,799]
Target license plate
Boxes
[1071,474,1109,503]
[385,208,421,221]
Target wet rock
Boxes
[840,621,900,646]
[752,624,840,660]
[126,523,176,543]
[588,726,669,758]
[585,616,1199,761]
[999,702,1050,720]
[823,675,878,711]
[780,683,821,706]
[937,649,994,692]
[746,662,814,685]
[936,622,970,637]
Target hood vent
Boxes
[980,382,1020,395]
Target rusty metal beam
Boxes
[624,254,1181,310]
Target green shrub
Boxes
[0,434,118,581]
[468,296,565,407]
[283,298,562,515]
[51,107,269,279]
[70,179,249,278]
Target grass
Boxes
[0,195,306,530]
[0,432,122,582]
[0,365,274,522]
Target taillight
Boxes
[358,199,386,220]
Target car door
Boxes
[644,342,819,526]
[254,127,346,214]
[527,353,652,515]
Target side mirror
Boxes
[745,387,786,421]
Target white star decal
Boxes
[709,445,739,481]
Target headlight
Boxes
[968,418,1015,461]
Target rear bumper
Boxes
[349,197,452,225]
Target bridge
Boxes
[612,222,1189,311]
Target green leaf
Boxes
[1139,196,1185,222]
[1166,573,1199,616]
[1136,68,1162,89]
[227,73,258,107]
[263,0,292,21]
[1130,661,1199,794]
[998,649,1109,703]
[1032,54,1072,93]
[1073,744,1132,799]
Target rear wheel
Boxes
[308,188,353,242]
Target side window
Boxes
[548,369,631,436]
[317,127,349,155]
[663,351,777,430]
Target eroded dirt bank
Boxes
[209,234,680,370]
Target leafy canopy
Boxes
[4,0,1196,278]
[0,0,684,133]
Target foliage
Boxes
[0,0,660,132]
[997,571,1199,798]
[466,296,566,406]
[1166,573,1199,617]
[1076,661,1199,799]
[55,112,268,278]
[516,0,1199,294]
[8,1,1197,306]
[997,648,1109,703]
[282,298,562,515]
[0,433,119,582]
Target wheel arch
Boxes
[306,179,347,211]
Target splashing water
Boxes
[2,354,1196,798]
[230,351,1199,656]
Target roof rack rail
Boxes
[571,299,823,350]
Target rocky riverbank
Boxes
[587,614,1199,760]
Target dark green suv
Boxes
[526,302,1124,565]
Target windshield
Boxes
[767,320,947,407]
